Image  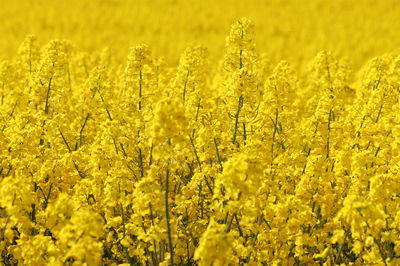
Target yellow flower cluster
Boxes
[2,13,400,265]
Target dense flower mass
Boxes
[1,3,400,265]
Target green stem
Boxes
[44,77,53,114]
[232,95,244,144]
[165,168,174,265]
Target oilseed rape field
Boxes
[2,0,400,265]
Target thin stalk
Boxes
[59,129,85,178]
[165,168,174,265]
[76,113,90,150]
[234,214,243,237]
[138,70,143,111]
[195,98,201,122]
[44,77,53,114]
[138,147,144,178]
[149,142,154,166]
[213,138,223,172]
[182,71,190,105]
[327,109,333,159]
[232,95,244,144]
[189,134,202,171]
[271,108,279,172]
[242,122,247,141]
[225,214,235,233]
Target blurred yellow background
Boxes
[1,0,400,69]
